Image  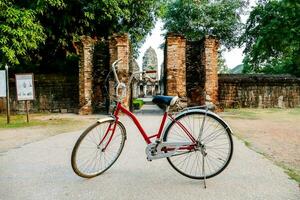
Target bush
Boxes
[132,99,144,110]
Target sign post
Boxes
[15,74,35,123]
[0,66,10,124]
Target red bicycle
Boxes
[71,59,233,183]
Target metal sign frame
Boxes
[15,73,35,101]
[0,70,6,97]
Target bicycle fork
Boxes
[98,121,118,152]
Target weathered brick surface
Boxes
[219,74,300,108]
[186,41,205,106]
[201,36,219,106]
[164,33,186,97]
[109,34,131,109]
[0,74,78,113]
[92,39,110,112]
[78,36,97,115]
[186,36,219,107]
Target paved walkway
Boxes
[134,97,163,114]
[0,115,299,200]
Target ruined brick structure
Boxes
[77,36,97,115]
[92,39,110,112]
[164,33,187,98]
[2,33,300,114]
[201,36,219,105]
[219,74,300,108]
[76,34,131,115]
[166,34,219,107]
[109,34,131,109]
[186,40,205,106]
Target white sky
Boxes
[137,19,165,77]
[137,1,257,71]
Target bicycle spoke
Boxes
[71,121,126,178]
[165,112,233,179]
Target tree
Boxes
[241,0,300,76]
[161,0,248,49]
[218,49,230,73]
[34,0,161,54]
[1,0,162,70]
[0,0,45,66]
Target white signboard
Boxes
[15,74,35,101]
[0,70,6,97]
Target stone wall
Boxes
[164,33,186,97]
[219,74,300,108]
[0,74,78,113]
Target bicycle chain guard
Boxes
[145,141,193,161]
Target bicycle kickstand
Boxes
[202,153,207,189]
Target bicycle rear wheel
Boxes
[163,111,233,179]
[71,119,126,178]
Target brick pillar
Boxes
[164,33,186,97]
[109,34,131,109]
[201,35,219,106]
[78,36,97,115]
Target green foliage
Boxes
[1,0,161,69]
[161,0,247,49]
[0,0,45,65]
[218,49,230,73]
[33,0,161,56]
[133,99,144,110]
[241,0,300,76]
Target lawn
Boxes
[0,114,79,129]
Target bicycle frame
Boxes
[99,102,197,149]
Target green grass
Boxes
[0,114,80,129]
[280,164,300,183]
[224,107,300,120]
[0,114,47,129]
[223,108,259,119]
[287,108,300,115]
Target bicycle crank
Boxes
[145,141,194,161]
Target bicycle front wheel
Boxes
[163,111,233,179]
[71,119,126,178]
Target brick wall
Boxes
[77,36,97,114]
[92,39,110,112]
[0,74,78,113]
[109,34,131,109]
[164,33,186,97]
[186,41,205,106]
[201,36,219,105]
[185,36,219,106]
[219,74,300,108]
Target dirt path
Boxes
[221,108,300,182]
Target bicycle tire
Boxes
[163,110,233,179]
[71,119,126,178]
